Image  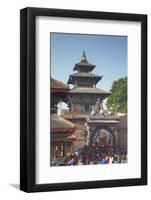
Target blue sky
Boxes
[50,33,127,91]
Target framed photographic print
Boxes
[20,7,147,192]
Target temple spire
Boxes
[81,50,88,63]
[73,51,96,72]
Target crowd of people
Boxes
[51,146,127,166]
[66,146,127,166]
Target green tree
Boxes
[106,77,127,113]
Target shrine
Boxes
[86,98,120,151]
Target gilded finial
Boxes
[81,50,88,63]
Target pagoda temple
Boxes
[67,51,110,113]
[62,51,111,150]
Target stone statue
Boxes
[90,98,105,115]
[90,106,95,115]
[94,98,103,113]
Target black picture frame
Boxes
[20,7,147,192]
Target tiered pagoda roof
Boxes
[73,51,96,72]
[67,51,104,87]
[70,87,110,97]
[67,72,102,85]
[67,51,111,97]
